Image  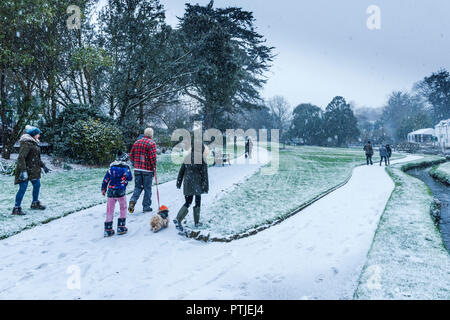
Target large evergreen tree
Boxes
[324,96,359,147]
[98,0,189,129]
[381,91,431,142]
[289,103,325,145]
[415,69,450,123]
[178,0,274,129]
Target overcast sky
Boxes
[98,0,450,110]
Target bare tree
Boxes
[266,95,292,146]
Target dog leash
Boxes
[154,170,160,209]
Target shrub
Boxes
[41,104,112,157]
[67,118,124,165]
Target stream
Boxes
[408,167,450,251]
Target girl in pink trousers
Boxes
[101,151,133,237]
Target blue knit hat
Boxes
[26,126,41,137]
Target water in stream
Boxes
[408,167,450,251]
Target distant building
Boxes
[407,128,435,144]
[435,119,450,149]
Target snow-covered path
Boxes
[0,152,420,299]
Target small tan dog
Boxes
[150,205,169,232]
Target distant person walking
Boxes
[12,126,50,215]
[174,135,210,231]
[363,141,374,165]
[379,144,388,166]
[128,128,157,213]
[245,137,254,159]
[386,144,392,165]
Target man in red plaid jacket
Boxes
[128,128,157,213]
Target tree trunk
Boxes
[1,68,9,159]
[138,75,144,126]
[5,94,33,158]
[139,102,144,126]
[109,94,115,118]
[51,85,57,123]
[84,67,93,105]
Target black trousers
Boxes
[366,154,373,165]
[380,156,387,166]
[184,195,201,208]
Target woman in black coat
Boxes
[174,142,209,231]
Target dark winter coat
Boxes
[386,145,392,157]
[176,145,209,196]
[15,134,44,184]
[363,143,374,156]
[245,139,253,155]
[101,161,133,198]
[379,146,388,157]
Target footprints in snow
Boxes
[256,274,285,284]
[58,253,67,259]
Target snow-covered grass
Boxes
[186,146,404,238]
[354,155,450,299]
[430,161,450,185]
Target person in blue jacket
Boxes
[379,144,388,166]
[101,151,133,237]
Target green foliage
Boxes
[179,0,274,128]
[415,69,450,123]
[43,104,110,157]
[289,103,325,145]
[97,0,175,125]
[71,46,112,72]
[119,116,145,151]
[324,96,360,147]
[381,91,430,142]
[67,118,124,165]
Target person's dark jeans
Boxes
[380,156,387,166]
[130,171,153,211]
[366,154,373,165]
[184,195,201,208]
[15,179,40,208]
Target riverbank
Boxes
[408,167,450,251]
[430,161,450,185]
[354,155,450,299]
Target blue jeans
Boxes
[15,179,40,208]
[130,171,153,211]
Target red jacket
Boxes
[129,137,157,172]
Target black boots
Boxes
[193,206,202,227]
[174,205,189,231]
[117,218,128,235]
[12,207,26,215]
[174,206,203,230]
[104,221,115,237]
[31,201,46,210]
[104,219,127,237]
